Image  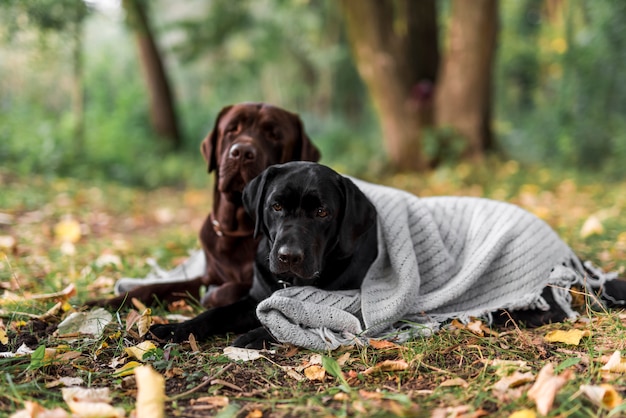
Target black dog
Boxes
[149,162,378,348]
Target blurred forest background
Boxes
[1,0,625,188]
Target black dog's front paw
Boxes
[149,323,193,343]
[232,327,276,350]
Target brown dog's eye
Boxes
[316,208,328,218]
[272,203,283,212]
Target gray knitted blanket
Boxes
[255,178,615,350]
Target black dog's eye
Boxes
[316,208,329,218]
[272,203,283,212]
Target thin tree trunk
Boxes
[71,19,84,157]
[340,0,439,172]
[435,0,498,160]
[123,0,181,148]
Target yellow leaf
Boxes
[580,384,623,409]
[54,217,82,244]
[544,329,591,345]
[600,350,626,373]
[113,360,142,377]
[304,365,326,381]
[135,365,165,418]
[509,409,536,418]
[124,341,157,361]
[0,328,8,345]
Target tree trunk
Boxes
[435,0,498,160]
[71,18,84,157]
[123,0,181,148]
[340,0,439,172]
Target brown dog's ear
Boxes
[242,165,279,239]
[201,105,233,173]
[293,114,321,162]
[336,176,377,257]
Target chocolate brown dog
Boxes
[89,103,320,309]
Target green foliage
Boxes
[497,1,626,178]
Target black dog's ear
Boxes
[337,176,377,256]
[243,166,279,239]
[200,105,233,173]
[292,114,321,162]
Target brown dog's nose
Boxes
[277,245,304,266]
[229,143,257,162]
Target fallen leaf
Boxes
[0,235,16,250]
[113,360,142,377]
[527,363,571,415]
[54,217,82,244]
[337,352,351,366]
[62,387,124,418]
[508,409,536,418]
[580,384,622,409]
[364,359,409,375]
[245,409,263,418]
[124,341,157,361]
[188,333,200,352]
[544,329,591,345]
[368,339,404,350]
[135,365,165,418]
[439,377,469,388]
[0,327,7,345]
[46,376,85,388]
[57,308,113,342]
[304,364,326,381]
[192,396,229,408]
[223,346,264,362]
[600,350,626,373]
[492,371,535,393]
[580,215,604,238]
[9,401,69,418]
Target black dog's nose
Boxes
[277,245,304,266]
[229,143,257,162]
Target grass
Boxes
[1,159,626,417]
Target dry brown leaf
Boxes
[62,387,124,418]
[188,333,200,352]
[304,364,326,381]
[492,371,534,393]
[544,329,591,345]
[440,377,469,388]
[135,365,165,418]
[336,352,351,366]
[580,384,623,409]
[9,401,69,418]
[368,339,404,350]
[192,396,229,408]
[364,359,409,375]
[527,363,571,415]
[600,350,626,373]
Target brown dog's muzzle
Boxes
[228,141,257,164]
